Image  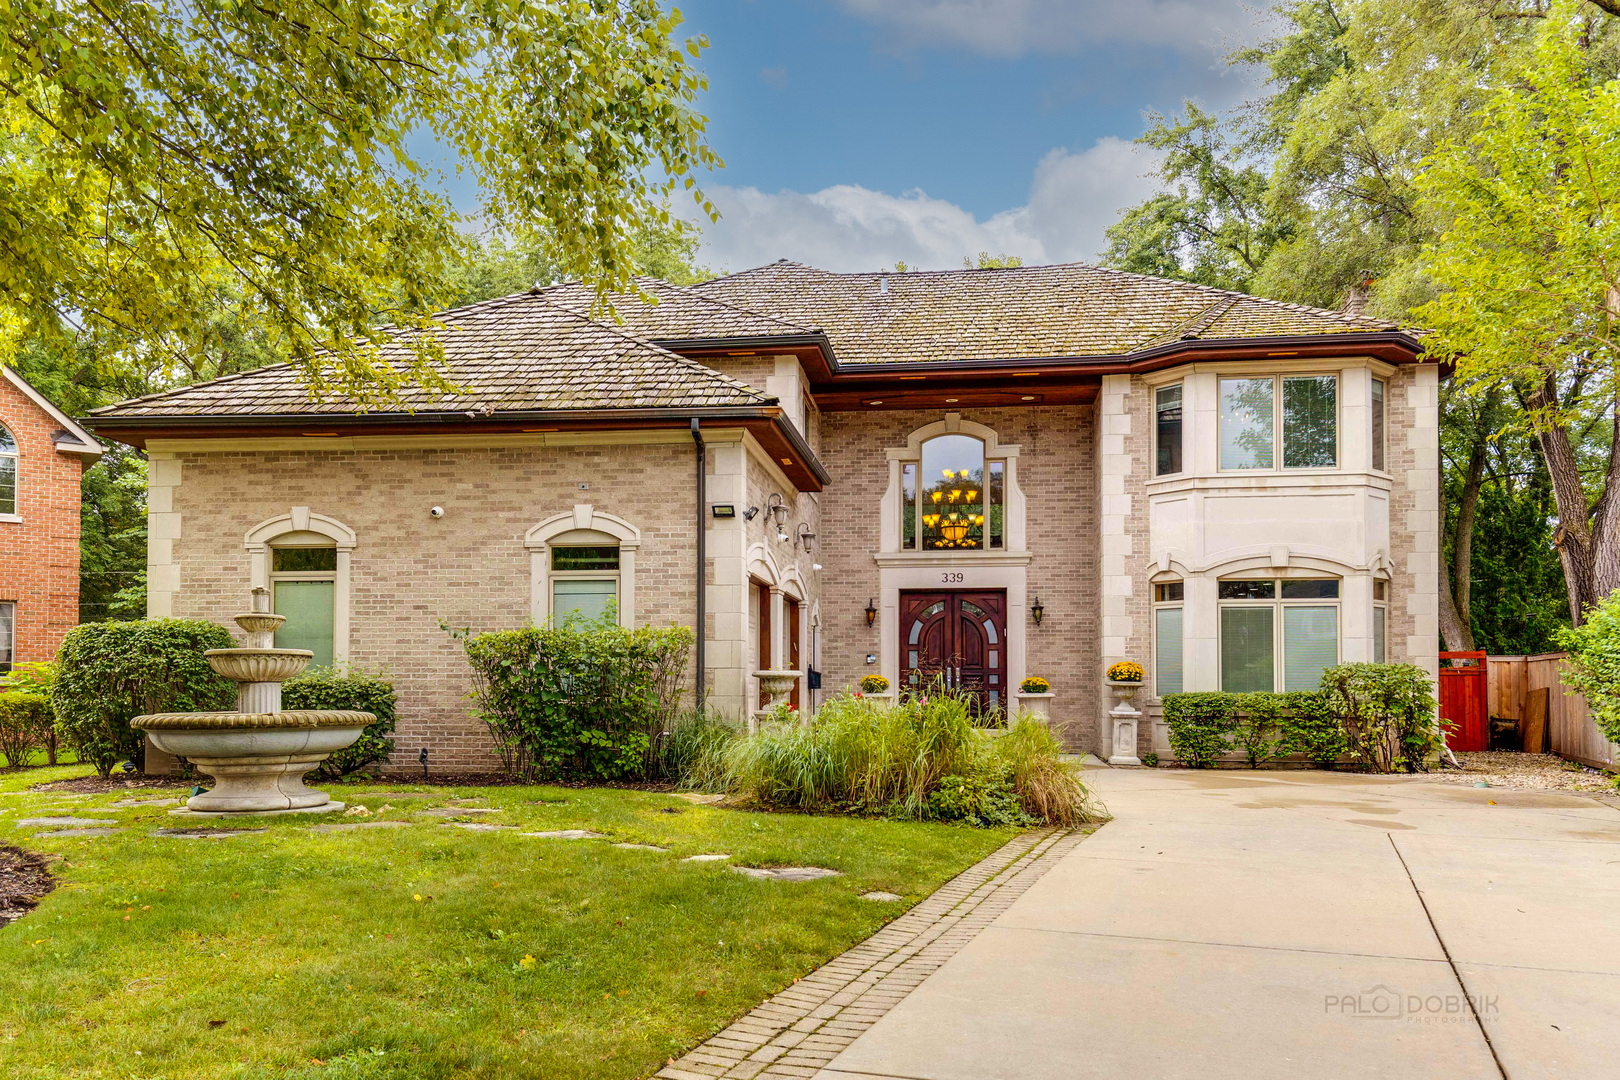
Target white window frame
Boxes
[1154,383,1185,478]
[0,600,14,673]
[1152,580,1184,697]
[549,548,622,626]
[269,546,337,664]
[244,507,356,665]
[1216,577,1342,693]
[1217,373,1342,474]
[524,505,640,629]
[0,423,17,520]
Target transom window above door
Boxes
[901,434,1005,550]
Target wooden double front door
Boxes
[899,590,1008,715]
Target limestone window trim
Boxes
[879,413,1027,556]
[524,505,641,628]
[244,507,357,664]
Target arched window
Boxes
[244,508,357,668]
[900,434,1005,550]
[525,506,640,628]
[0,423,16,516]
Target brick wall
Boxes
[817,405,1101,751]
[167,441,704,770]
[0,378,85,667]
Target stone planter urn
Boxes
[751,669,803,729]
[1015,691,1054,723]
[132,589,374,816]
[1107,679,1144,766]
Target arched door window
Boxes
[900,435,1005,550]
[0,424,16,516]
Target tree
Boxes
[0,0,719,403]
[1417,5,1620,624]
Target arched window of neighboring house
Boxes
[0,423,17,516]
[900,434,1004,550]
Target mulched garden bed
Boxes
[31,774,195,795]
[0,846,55,926]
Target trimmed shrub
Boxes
[0,663,59,764]
[281,665,398,780]
[1559,587,1620,743]
[1233,692,1285,768]
[453,620,693,782]
[1162,692,1239,768]
[0,692,53,767]
[1320,663,1441,773]
[1275,690,1344,768]
[54,619,236,777]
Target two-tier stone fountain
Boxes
[133,588,374,816]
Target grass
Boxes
[0,768,1016,1079]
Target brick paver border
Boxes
[656,825,1095,1080]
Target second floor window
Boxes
[1155,385,1183,476]
[902,434,1004,550]
[1219,375,1338,472]
[0,424,16,515]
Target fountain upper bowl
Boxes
[205,648,314,683]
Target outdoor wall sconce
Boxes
[795,522,817,553]
[865,598,878,628]
[766,493,789,527]
[1031,597,1045,626]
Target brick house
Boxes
[85,262,1438,767]
[0,367,103,673]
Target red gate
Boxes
[1439,651,1489,752]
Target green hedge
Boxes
[0,692,54,767]
[53,618,236,777]
[282,665,398,780]
[1559,586,1620,743]
[1162,663,1437,773]
[452,620,693,782]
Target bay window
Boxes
[1155,384,1183,476]
[1219,374,1339,471]
[1218,578,1341,693]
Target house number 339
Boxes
[941,572,964,584]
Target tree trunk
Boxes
[1439,400,1490,651]
[1532,382,1620,624]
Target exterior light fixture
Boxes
[795,523,817,552]
[1031,598,1045,626]
[766,492,789,528]
[419,747,429,779]
[742,506,760,521]
[865,598,878,628]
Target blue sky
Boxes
[671,0,1272,273]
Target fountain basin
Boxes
[205,648,314,683]
[134,710,372,815]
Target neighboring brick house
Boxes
[85,263,1438,768]
[0,367,103,673]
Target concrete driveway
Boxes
[814,769,1620,1080]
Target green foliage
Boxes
[79,447,150,623]
[1559,587,1620,743]
[0,692,54,767]
[715,690,1100,827]
[964,252,1024,269]
[651,709,739,790]
[52,618,236,777]
[1320,663,1441,773]
[1,0,719,402]
[0,660,56,695]
[1162,692,1240,768]
[1233,692,1286,767]
[454,620,693,782]
[281,666,398,781]
[1274,690,1345,768]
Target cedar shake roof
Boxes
[90,291,775,419]
[693,260,1405,365]
[537,277,818,341]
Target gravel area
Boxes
[1426,751,1616,794]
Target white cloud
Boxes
[835,0,1256,58]
[694,137,1160,274]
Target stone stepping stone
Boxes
[860,891,903,902]
[309,820,410,833]
[682,853,731,862]
[521,830,605,840]
[107,798,180,808]
[612,842,669,852]
[732,866,841,882]
[36,827,123,838]
[153,828,266,839]
[414,807,501,817]
[16,816,116,828]
[441,822,514,832]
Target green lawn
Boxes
[0,769,1015,1079]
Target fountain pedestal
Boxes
[132,590,374,816]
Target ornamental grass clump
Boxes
[718,687,1102,827]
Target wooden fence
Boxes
[1486,653,1617,770]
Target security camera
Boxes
[430,506,444,518]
